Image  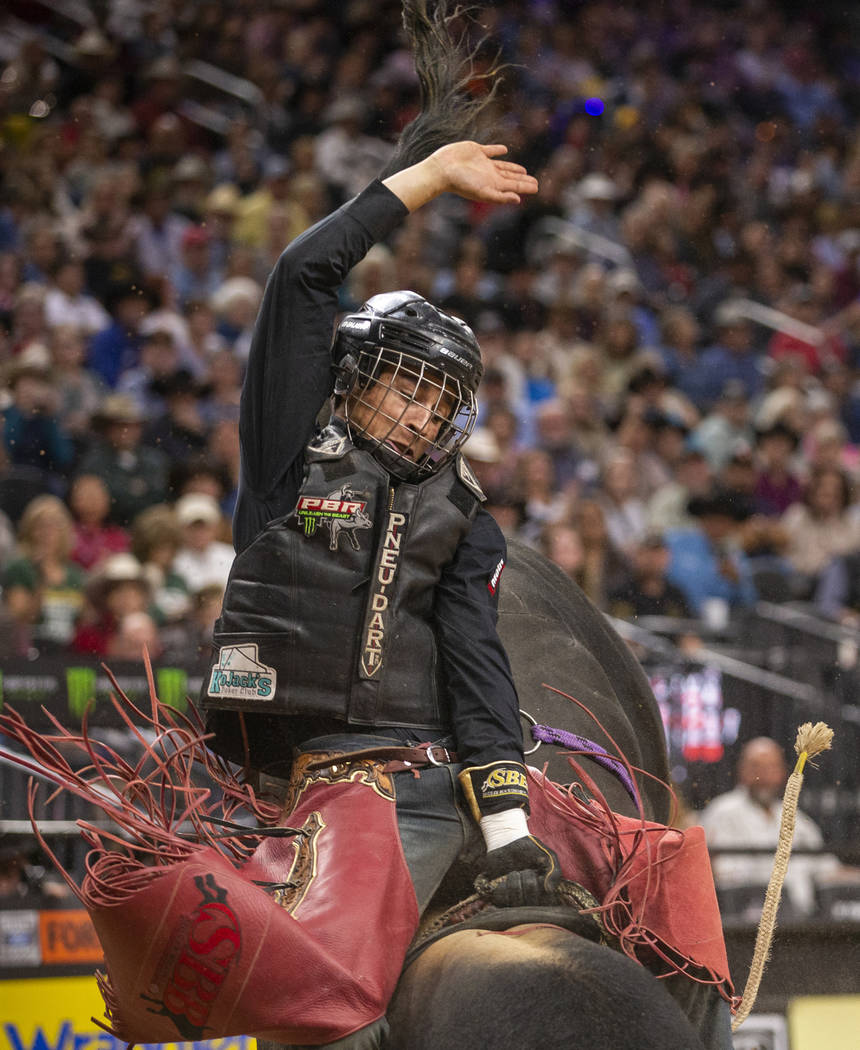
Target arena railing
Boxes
[526,216,635,268]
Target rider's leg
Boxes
[258,734,475,1050]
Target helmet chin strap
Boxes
[369,441,424,482]
[346,420,427,482]
[332,354,359,398]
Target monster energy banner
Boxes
[0,658,204,728]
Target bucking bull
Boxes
[0,543,734,1050]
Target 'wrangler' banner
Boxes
[1,975,256,1050]
[0,658,204,728]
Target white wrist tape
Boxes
[479,807,530,852]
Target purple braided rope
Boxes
[531,724,639,806]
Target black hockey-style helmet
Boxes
[332,291,483,481]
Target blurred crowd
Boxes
[2,0,860,666]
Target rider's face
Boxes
[348,365,455,464]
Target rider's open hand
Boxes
[427,142,539,204]
[474,834,562,909]
[384,141,539,212]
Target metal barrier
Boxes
[527,216,635,267]
[608,610,860,853]
[2,618,857,862]
[1,8,257,138]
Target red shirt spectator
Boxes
[68,474,130,570]
[767,329,846,376]
[767,288,848,376]
[72,552,151,656]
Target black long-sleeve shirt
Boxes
[230,179,523,768]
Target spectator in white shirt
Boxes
[134,181,190,279]
[699,737,841,916]
[171,493,234,593]
[44,259,109,335]
[314,97,393,204]
[595,447,649,558]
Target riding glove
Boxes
[474,834,563,908]
[458,760,563,908]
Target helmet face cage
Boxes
[345,345,478,482]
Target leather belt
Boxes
[304,743,459,776]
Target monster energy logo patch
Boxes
[0,660,204,722]
[67,667,97,718]
[207,643,276,701]
[68,666,187,714]
[157,667,188,711]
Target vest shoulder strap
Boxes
[455,453,486,503]
[307,422,350,459]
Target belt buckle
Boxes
[426,746,447,767]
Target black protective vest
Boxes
[202,424,483,731]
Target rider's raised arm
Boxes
[236,183,408,514]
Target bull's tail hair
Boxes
[378,0,504,178]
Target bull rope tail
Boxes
[731,721,834,1031]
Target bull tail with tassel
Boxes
[731,722,834,1030]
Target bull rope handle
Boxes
[731,721,834,1031]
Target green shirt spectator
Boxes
[2,495,86,649]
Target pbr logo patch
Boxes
[296,485,372,551]
[207,643,276,701]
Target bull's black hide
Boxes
[387,926,708,1050]
[498,541,671,821]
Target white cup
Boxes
[701,597,729,631]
